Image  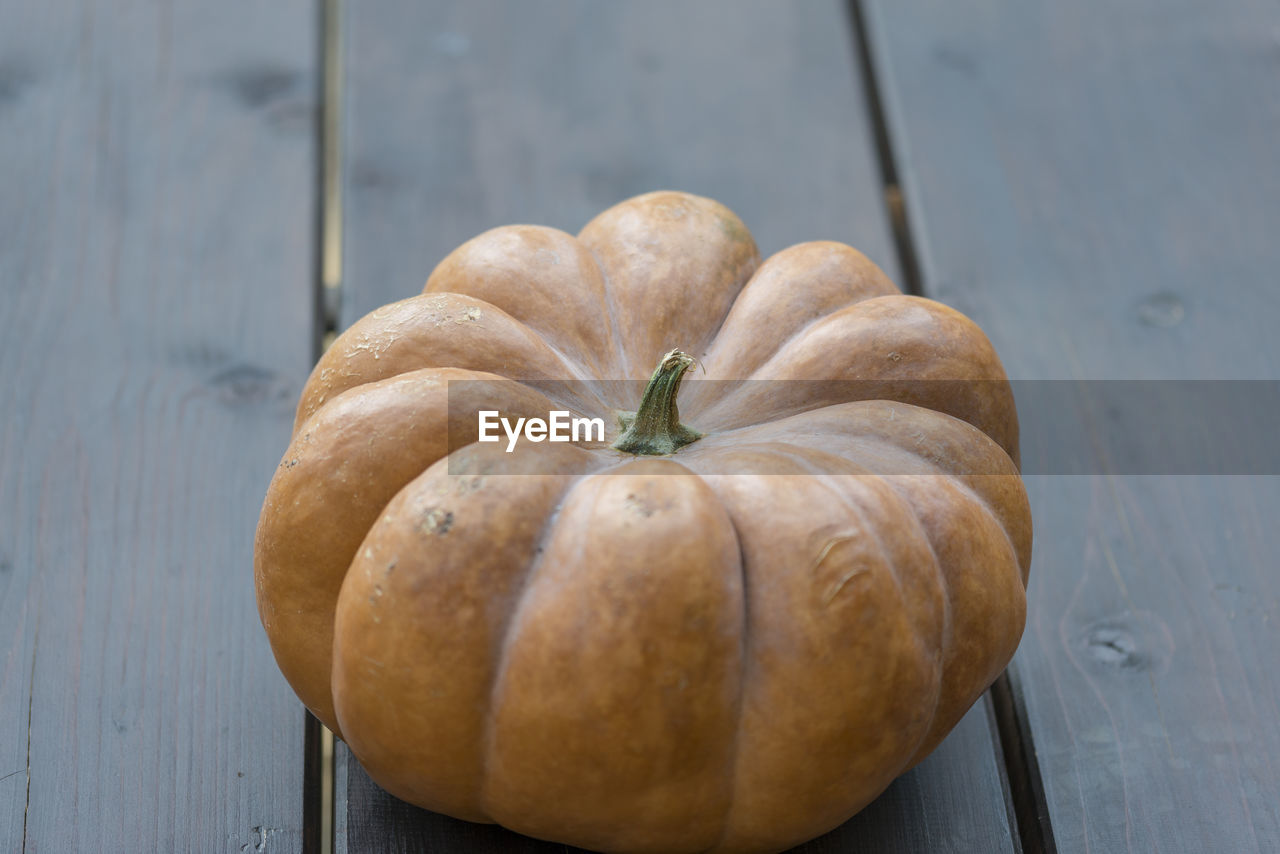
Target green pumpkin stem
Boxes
[612,349,702,456]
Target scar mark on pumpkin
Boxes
[454,476,485,494]
[420,509,454,535]
[624,493,656,517]
[812,536,870,605]
[347,334,392,360]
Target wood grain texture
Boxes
[339,0,902,326]
[334,1,1021,851]
[863,0,1280,849]
[0,1,317,850]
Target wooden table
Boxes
[3,1,1276,851]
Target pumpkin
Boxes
[254,191,1031,853]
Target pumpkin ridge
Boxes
[329,450,561,816]
[414,294,633,404]
[704,287,881,385]
[871,475,1004,772]
[698,246,898,379]
[577,191,761,380]
[804,467,949,802]
[775,447,949,706]
[428,294,599,386]
[938,476,1029,590]
[481,459,741,849]
[262,367,603,734]
[294,292,609,431]
[261,367,554,731]
[882,483,950,768]
[872,473,1028,766]
[815,476,946,817]
[691,296,1017,458]
[477,466,592,819]
[424,225,624,379]
[813,468,947,692]
[697,460,942,850]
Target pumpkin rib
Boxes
[955,473,1032,583]
[818,469,952,771]
[331,442,603,819]
[890,481,952,760]
[482,460,743,851]
[707,290,883,380]
[476,466,589,821]
[424,225,625,380]
[875,473,1027,768]
[791,455,951,766]
[802,441,1022,663]
[693,444,957,685]
[810,468,947,664]
[577,191,761,380]
[690,296,1018,461]
[689,241,900,401]
[293,292,610,432]
[406,294,614,406]
[765,416,1023,577]
[702,464,941,851]
[259,366,581,734]
[941,476,1028,592]
[694,399,1019,480]
[682,408,1024,766]
[815,471,948,820]
[699,444,1016,789]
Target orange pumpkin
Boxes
[255,191,1030,853]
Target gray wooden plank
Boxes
[0,1,318,850]
[863,0,1280,849]
[333,0,1021,851]
[339,0,903,326]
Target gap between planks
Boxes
[847,1,1053,851]
[306,0,345,852]
[319,0,344,356]
[845,0,923,297]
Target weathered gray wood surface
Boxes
[338,0,904,325]
[0,1,317,850]
[13,0,1272,849]
[864,0,1280,849]
[333,0,1021,851]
